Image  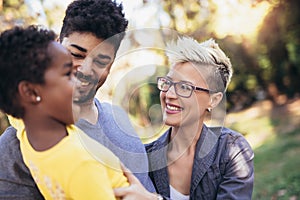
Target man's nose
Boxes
[77,57,93,76]
[72,59,81,72]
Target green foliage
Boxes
[0,0,35,31]
[257,0,300,99]
[159,0,300,111]
[126,65,168,129]
[1,0,299,117]
[226,99,300,199]
[162,0,204,33]
[253,129,300,199]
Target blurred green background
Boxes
[1,0,300,199]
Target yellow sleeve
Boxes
[68,161,117,200]
[106,164,129,188]
[7,115,24,140]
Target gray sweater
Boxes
[0,99,154,199]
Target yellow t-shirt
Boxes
[16,124,128,200]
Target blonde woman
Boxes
[115,37,254,200]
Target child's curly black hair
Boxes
[0,25,56,118]
[59,0,128,52]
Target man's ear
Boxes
[18,81,40,104]
[210,92,223,109]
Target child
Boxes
[0,25,128,199]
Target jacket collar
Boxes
[148,129,171,196]
[190,125,220,194]
[149,125,222,197]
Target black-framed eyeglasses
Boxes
[157,77,212,98]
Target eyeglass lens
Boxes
[157,77,193,97]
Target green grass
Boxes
[252,129,300,199]
[225,99,300,199]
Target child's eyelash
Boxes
[65,70,73,76]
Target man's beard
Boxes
[73,71,99,104]
[73,86,97,104]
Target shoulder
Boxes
[212,127,254,160]
[96,100,138,136]
[0,126,18,152]
[145,129,170,152]
[0,127,43,198]
[206,127,254,199]
[208,126,251,145]
[218,127,252,148]
[95,100,129,121]
[73,127,122,169]
[0,126,21,164]
[98,101,127,116]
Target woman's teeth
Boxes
[167,104,182,111]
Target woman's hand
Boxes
[114,164,159,200]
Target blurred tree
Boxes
[1,0,299,134]
[157,0,299,110]
[258,0,300,101]
[0,0,35,32]
[120,0,281,118]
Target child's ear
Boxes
[56,36,60,42]
[18,81,41,104]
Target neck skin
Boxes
[76,98,98,125]
[168,120,204,159]
[23,115,67,152]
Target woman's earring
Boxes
[207,107,212,112]
[36,96,41,102]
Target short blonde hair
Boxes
[166,37,233,92]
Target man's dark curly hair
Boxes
[59,0,128,52]
[0,25,56,118]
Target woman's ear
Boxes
[18,81,41,104]
[209,92,223,109]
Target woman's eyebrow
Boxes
[166,76,194,84]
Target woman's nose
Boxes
[165,85,177,98]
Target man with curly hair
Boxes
[0,0,155,199]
